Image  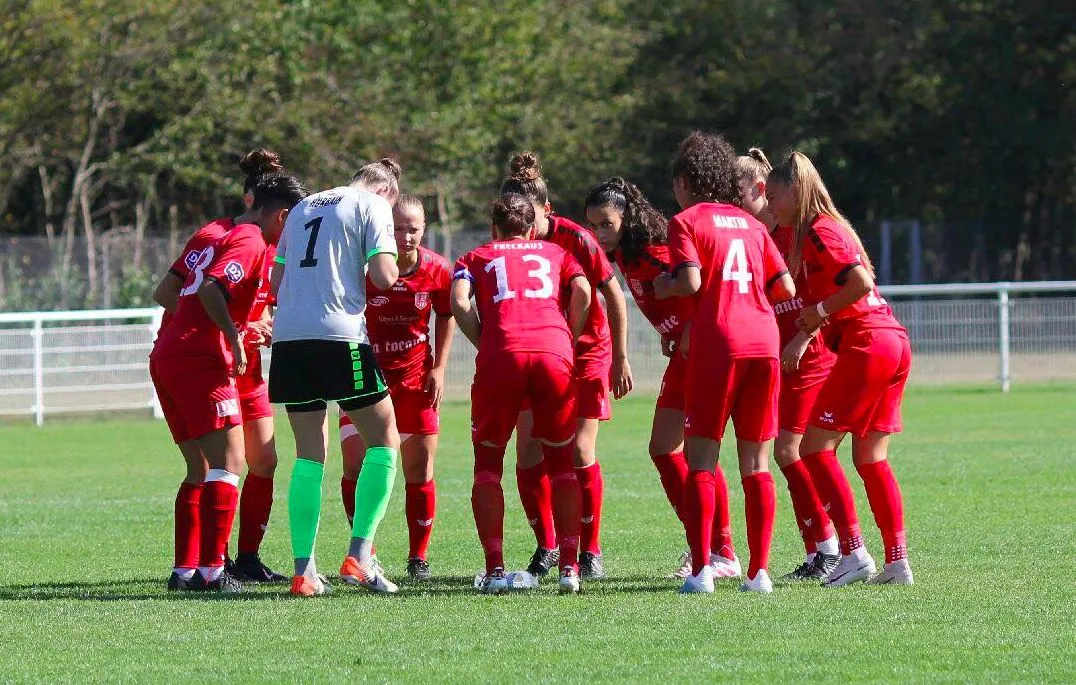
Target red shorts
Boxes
[684,356,779,442]
[778,341,836,434]
[235,350,272,421]
[810,327,911,437]
[339,385,438,439]
[655,352,687,412]
[473,351,576,445]
[150,357,241,444]
[574,354,611,421]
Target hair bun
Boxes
[378,157,402,181]
[509,151,542,182]
[239,148,283,176]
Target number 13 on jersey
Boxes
[485,255,554,303]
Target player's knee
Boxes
[473,470,501,487]
[549,470,577,487]
[364,446,398,471]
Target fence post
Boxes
[149,308,164,419]
[32,318,44,426]
[998,285,1011,393]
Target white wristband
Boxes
[815,301,828,319]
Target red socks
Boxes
[711,464,736,560]
[742,472,776,579]
[651,451,688,522]
[237,473,273,555]
[543,442,582,571]
[405,480,437,560]
[802,450,863,554]
[473,443,506,573]
[780,460,835,554]
[200,477,239,571]
[576,462,604,554]
[341,476,357,527]
[515,463,557,550]
[174,482,203,569]
[683,470,716,575]
[856,460,907,563]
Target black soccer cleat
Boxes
[230,553,288,584]
[779,561,815,582]
[203,570,245,594]
[167,571,200,592]
[526,547,560,577]
[407,557,431,581]
[579,552,605,580]
[810,552,841,579]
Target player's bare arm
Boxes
[450,278,481,348]
[796,265,872,332]
[653,265,701,299]
[368,252,400,291]
[600,276,633,399]
[767,273,796,305]
[153,272,183,312]
[197,278,247,377]
[427,312,456,409]
[568,276,592,341]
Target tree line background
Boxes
[1,0,1073,311]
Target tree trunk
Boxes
[37,165,57,247]
[168,203,179,257]
[134,190,151,272]
[81,182,98,306]
[435,178,453,261]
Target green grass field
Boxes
[1,386,1074,683]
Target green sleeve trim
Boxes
[273,255,286,265]
[366,247,397,260]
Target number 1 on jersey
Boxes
[486,254,554,303]
[299,217,322,268]
[722,238,753,293]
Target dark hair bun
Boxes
[491,193,536,237]
[509,152,542,182]
[378,157,402,181]
[239,148,283,177]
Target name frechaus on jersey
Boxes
[493,242,546,251]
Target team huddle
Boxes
[149,132,914,597]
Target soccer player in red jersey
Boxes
[654,132,795,594]
[737,150,841,581]
[767,152,914,587]
[585,176,741,580]
[501,152,633,580]
[338,195,455,579]
[151,150,289,586]
[150,173,307,592]
[452,193,592,594]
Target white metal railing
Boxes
[1,281,1074,425]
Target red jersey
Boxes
[453,239,585,365]
[151,223,270,368]
[366,247,452,389]
[545,215,613,361]
[669,202,786,358]
[159,218,233,332]
[798,215,905,341]
[615,244,694,344]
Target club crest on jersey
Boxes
[224,261,244,284]
[370,295,389,307]
[415,292,430,310]
[184,249,202,270]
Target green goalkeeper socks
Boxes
[288,458,325,563]
[350,446,398,541]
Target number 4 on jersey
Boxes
[722,238,752,293]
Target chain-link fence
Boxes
[1,282,1074,424]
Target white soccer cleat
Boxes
[709,553,742,579]
[821,549,876,588]
[668,551,693,580]
[475,568,510,595]
[558,567,581,594]
[679,565,715,594]
[506,570,540,590]
[339,556,399,594]
[739,569,774,594]
[867,558,914,585]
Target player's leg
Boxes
[339,413,366,528]
[729,358,779,593]
[284,402,333,596]
[573,365,611,580]
[233,390,286,583]
[650,405,691,578]
[402,432,437,579]
[171,440,206,590]
[680,435,720,593]
[858,332,913,585]
[515,409,558,574]
[193,421,246,592]
[531,353,584,594]
[775,426,838,581]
